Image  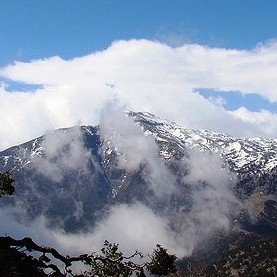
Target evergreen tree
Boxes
[0,171,15,197]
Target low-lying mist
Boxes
[0,105,242,259]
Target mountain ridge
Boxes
[0,111,276,241]
[2,111,277,176]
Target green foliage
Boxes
[147,244,178,276]
[0,171,15,197]
[0,237,178,276]
[82,240,145,276]
[205,238,277,277]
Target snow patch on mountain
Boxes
[130,112,277,175]
[0,111,276,177]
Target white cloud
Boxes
[0,203,188,258]
[59,203,188,257]
[0,39,277,150]
[0,154,240,259]
[0,124,241,260]
[32,126,93,182]
[184,149,240,231]
[231,107,277,137]
[1,39,271,266]
[99,103,176,197]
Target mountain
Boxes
[131,112,277,175]
[0,111,276,268]
[0,126,111,232]
[204,238,277,276]
[130,112,277,235]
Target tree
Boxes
[147,244,177,276]
[0,236,178,276]
[0,171,15,197]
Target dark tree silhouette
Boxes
[0,236,177,276]
[147,244,177,276]
[0,171,15,197]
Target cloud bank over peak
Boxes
[0,39,277,150]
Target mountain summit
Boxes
[0,112,276,267]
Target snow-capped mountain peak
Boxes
[130,111,277,174]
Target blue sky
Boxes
[197,89,277,113]
[0,1,277,148]
[1,1,276,113]
[1,0,277,65]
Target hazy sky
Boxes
[0,1,276,149]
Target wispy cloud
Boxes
[0,143,240,259]
[32,127,92,182]
[99,103,176,197]
[0,39,277,150]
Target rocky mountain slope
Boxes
[131,112,277,175]
[132,112,277,234]
[205,238,277,276]
[0,112,276,253]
